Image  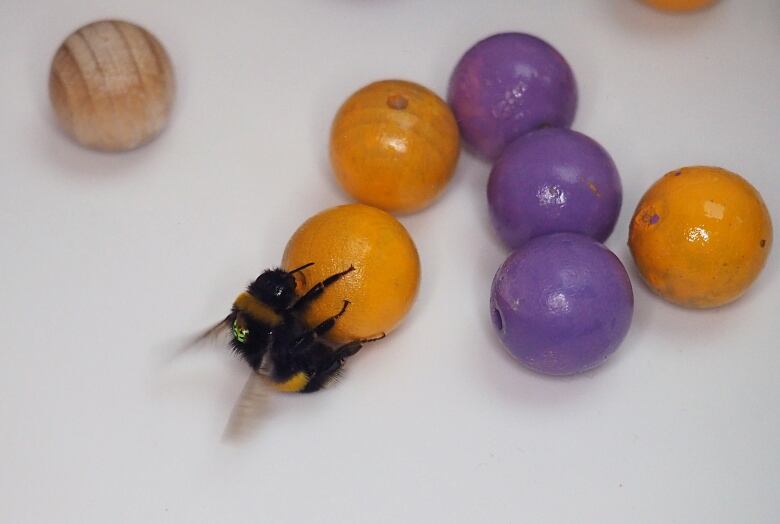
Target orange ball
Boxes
[642,0,717,12]
[330,80,460,214]
[282,204,420,343]
[629,166,772,308]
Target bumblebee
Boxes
[209,262,384,394]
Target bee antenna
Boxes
[288,262,314,274]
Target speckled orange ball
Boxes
[282,204,420,343]
[629,166,772,308]
[642,0,717,12]
[330,80,460,214]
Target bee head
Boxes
[248,268,298,310]
[230,313,272,373]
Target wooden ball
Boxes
[49,20,175,151]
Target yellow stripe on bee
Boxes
[233,292,282,326]
[273,372,310,393]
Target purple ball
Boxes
[490,233,633,376]
[448,32,578,160]
[487,128,622,249]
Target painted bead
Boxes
[629,166,772,308]
[490,233,633,376]
[642,0,717,12]
[330,80,460,214]
[448,32,577,160]
[282,204,420,343]
[488,128,622,249]
[49,20,175,151]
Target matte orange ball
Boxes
[282,204,420,343]
[642,0,717,12]
[629,166,772,308]
[330,80,460,214]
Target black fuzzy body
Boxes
[226,265,377,393]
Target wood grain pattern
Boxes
[49,20,175,152]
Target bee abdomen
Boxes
[271,372,310,393]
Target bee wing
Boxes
[189,315,232,346]
[164,316,232,363]
[222,372,271,442]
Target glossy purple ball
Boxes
[490,233,633,376]
[448,32,578,160]
[487,128,622,249]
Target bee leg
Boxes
[333,333,386,359]
[292,300,350,348]
[302,334,386,393]
[290,265,355,312]
[302,358,344,393]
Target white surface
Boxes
[1,0,778,522]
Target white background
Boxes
[1,0,778,522]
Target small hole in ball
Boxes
[491,307,504,332]
[387,94,408,110]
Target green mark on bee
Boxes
[232,319,249,343]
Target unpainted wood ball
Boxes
[49,20,175,152]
